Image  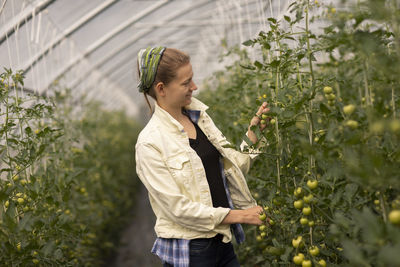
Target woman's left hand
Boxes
[247,102,270,144]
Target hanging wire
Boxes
[23,2,37,94]
[4,0,15,70]
[269,0,273,18]
[0,0,7,17]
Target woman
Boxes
[135,46,270,267]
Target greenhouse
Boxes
[1,0,400,266]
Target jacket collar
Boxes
[153,97,209,132]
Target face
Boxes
[161,63,197,108]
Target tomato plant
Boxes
[199,0,400,266]
[0,69,141,266]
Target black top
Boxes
[187,118,230,208]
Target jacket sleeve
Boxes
[135,142,231,232]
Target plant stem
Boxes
[275,69,281,188]
[363,60,371,106]
[379,193,387,223]
[4,79,13,178]
[305,0,315,172]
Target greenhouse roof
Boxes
[0,0,292,116]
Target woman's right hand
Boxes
[222,206,265,226]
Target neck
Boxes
[158,101,185,122]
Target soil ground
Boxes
[110,184,161,267]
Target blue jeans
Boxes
[163,234,240,267]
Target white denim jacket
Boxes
[135,97,258,243]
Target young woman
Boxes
[135,46,270,267]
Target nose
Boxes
[190,80,198,91]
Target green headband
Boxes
[137,46,166,93]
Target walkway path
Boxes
[110,184,160,267]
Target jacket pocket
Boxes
[165,152,192,188]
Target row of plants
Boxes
[199,0,400,266]
[0,69,141,266]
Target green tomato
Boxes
[318,259,327,267]
[307,180,318,190]
[302,260,312,267]
[294,187,303,198]
[259,225,267,231]
[294,200,304,209]
[259,213,267,221]
[303,194,313,204]
[343,104,356,115]
[308,221,315,227]
[389,210,400,225]
[293,255,304,265]
[389,119,400,133]
[325,93,336,100]
[309,246,320,256]
[323,86,333,94]
[262,114,268,119]
[270,118,276,125]
[292,236,303,248]
[302,206,312,215]
[345,120,359,129]
[300,217,309,225]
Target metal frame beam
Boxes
[42,0,171,91]
[22,0,119,74]
[0,0,55,45]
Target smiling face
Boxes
[162,63,197,108]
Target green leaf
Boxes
[319,103,331,115]
[254,61,263,69]
[342,239,369,266]
[344,183,358,203]
[284,15,291,23]
[18,213,34,231]
[242,39,254,47]
[270,60,281,68]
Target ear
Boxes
[154,82,166,97]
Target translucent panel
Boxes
[0,0,307,117]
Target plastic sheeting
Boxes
[0,0,291,116]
